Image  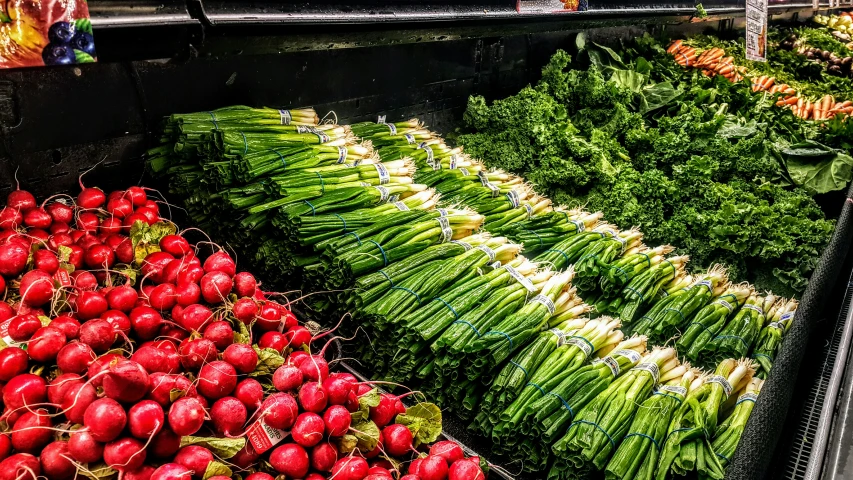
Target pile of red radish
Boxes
[0,181,488,480]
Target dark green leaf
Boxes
[395,402,443,447]
[248,346,285,377]
[180,436,246,459]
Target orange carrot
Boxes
[667,40,683,54]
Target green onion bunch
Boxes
[704,294,780,365]
[676,284,754,362]
[751,299,798,378]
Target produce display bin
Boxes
[1,1,852,479]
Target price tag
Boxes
[745,0,768,62]
[530,294,556,315]
[633,363,660,384]
[404,134,415,144]
[374,164,390,185]
[504,264,536,292]
[246,420,289,454]
[279,109,292,125]
[769,321,785,331]
[459,168,470,176]
[738,392,759,404]
[449,154,458,169]
[506,191,520,208]
[525,204,533,219]
[450,240,472,251]
[476,245,496,262]
[715,299,734,312]
[600,356,621,377]
[377,115,387,124]
[658,385,688,396]
[0,319,15,346]
[548,328,567,347]
[613,349,642,364]
[695,280,713,292]
[706,375,733,398]
[337,146,348,164]
[394,201,409,211]
[437,217,453,243]
[437,208,449,217]
[780,312,795,322]
[743,304,764,317]
[374,186,390,203]
[570,219,585,232]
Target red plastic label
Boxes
[246,419,288,454]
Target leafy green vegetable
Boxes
[248,346,285,377]
[179,436,246,459]
[780,141,853,194]
[395,402,443,447]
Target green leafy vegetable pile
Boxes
[457,34,838,295]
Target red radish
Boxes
[2,373,47,411]
[235,378,264,410]
[85,244,116,269]
[78,184,106,209]
[50,315,81,340]
[175,282,201,307]
[107,197,133,218]
[210,397,246,436]
[179,339,217,371]
[324,405,352,437]
[223,344,258,374]
[0,347,28,381]
[233,272,257,297]
[102,309,131,336]
[107,285,138,312]
[197,360,237,399]
[290,350,311,366]
[245,474,275,480]
[70,270,97,291]
[299,381,328,413]
[135,207,159,224]
[141,252,175,283]
[147,372,194,406]
[129,306,162,340]
[168,397,205,436]
[171,304,184,323]
[104,437,146,472]
[40,441,75,480]
[56,342,94,374]
[232,298,258,324]
[45,202,73,224]
[103,233,126,250]
[76,291,109,320]
[371,393,400,427]
[174,445,213,476]
[128,400,165,439]
[124,213,151,230]
[87,353,122,388]
[286,325,313,348]
[270,443,309,478]
[115,237,133,263]
[47,373,82,405]
[311,442,338,472]
[68,429,104,463]
[103,358,151,402]
[0,208,22,230]
[418,456,449,480]
[151,463,192,480]
[150,429,181,458]
[27,326,66,362]
[332,457,370,480]
[65,244,85,269]
[60,382,97,424]
[79,319,115,352]
[132,345,176,374]
[84,398,127,442]
[100,216,124,235]
[430,441,465,464]
[400,476,419,480]
[125,466,155,480]
[179,304,214,332]
[448,459,484,480]
[11,409,52,454]
[283,308,299,330]
[408,458,424,475]
[200,271,232,303]
[18,270,54,306]
[203,321,233,350]
[0,242,27,278]
[255,303,282,331]
[203,251,236,277]
[147,283,177,311]
[50,222,70,235]
[291,412,325,447]
[273,365,303,392]
[306,475,325,480]
[177,263,204,286]
[125,186,147,207]
[159,235,191,257]
[77,212,100,232]
[159,325,188,343]
[368,466,393,477]
[0,303,12,323]
[261,393,299,430]
[299,354,330,382]
[48,232,73,250]
[22,208,50,229]
[8,314,41,341]
[259,331,287,352]
[383,424,414,457]
[324,375,355,406]
[32,249,59,274]
[0,453,40,480]
[7,189,35,212]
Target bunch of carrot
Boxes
[666,40,853,121]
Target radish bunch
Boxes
[0,183,482,480]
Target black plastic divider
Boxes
[726,183,853,480]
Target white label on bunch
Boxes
[437,217,453,244]
[404,133,415,144]
[739,392,759,403]
[388,194,400,203]
[506,191,520,208]
[525,204,533,219]
[566,337,593,357]
[570,219,585,232]
[374,163,390,185]
[337,146,348,163]
[449,154,458,169]
[780,312,795,322]
[659,385,688,396]
[377,115,387,124]
[374,186,390,203]
[769,322,785,331]
[504,264,536,292]
[387,124,397,135]
[297,125,311,133]
[459,168,470,176]
[279,109,292,125]
[715,299,734,312]
[394,201,409,211]
[438,208,449,217]
[695,280,713,292]
[477,245,496,262]
[634,363,660,384]
[246,420,289,454]
[613,349,642,364]
[530,294,556,315]
[706,375,734,398]
[601,356,621,377]
[743,304,764,316]
[451,240,472,251]
[548,328,567,347]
